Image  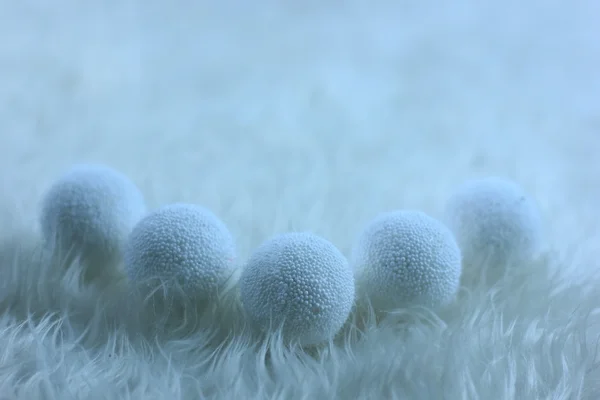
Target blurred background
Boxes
[0,0,598,262]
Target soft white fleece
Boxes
[1,0,599,398]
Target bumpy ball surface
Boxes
[351,210,462,311]
[443,177,542,270]
[40,164,146,269]
[124,203,236,301]
[240,232,355,346]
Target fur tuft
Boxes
[1,234,600,399]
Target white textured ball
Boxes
[240,232,355,346]
[443,177,542,271]
[351,210,462,311]
[124,203,236,302]
[40,164,146,274]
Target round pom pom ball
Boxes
[443,177,542,273]
[124,203,236,302]
[351,210,462,311]
[240,232,355,346]
[40,164,146,278]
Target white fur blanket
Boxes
[1,0,599,398]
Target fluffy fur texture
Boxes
[1,0,600,399]
[0,233,599,399]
